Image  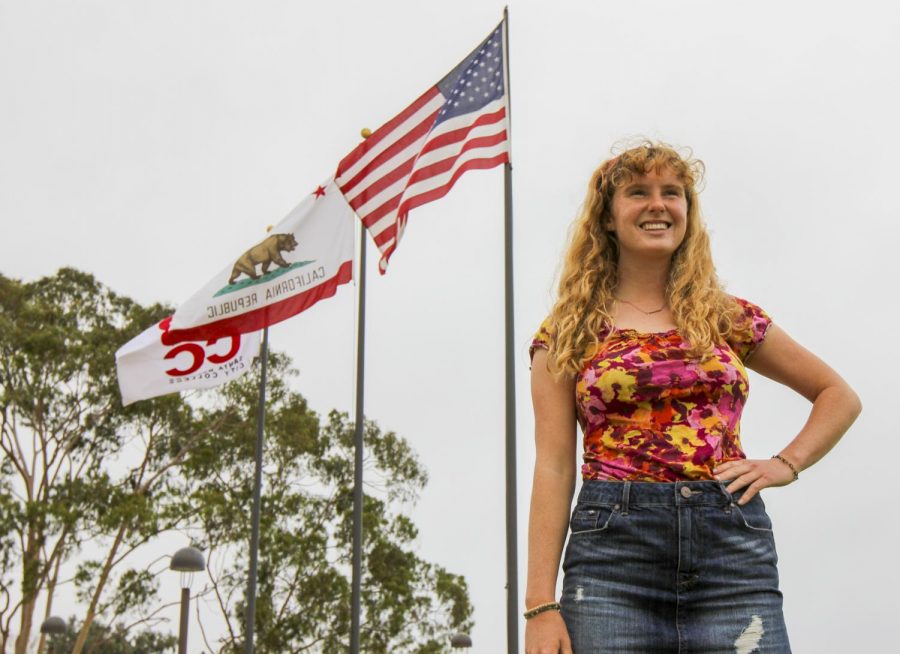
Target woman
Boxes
[524,142,861,653]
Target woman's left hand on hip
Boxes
[713,458,796,504]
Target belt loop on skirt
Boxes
[621,481,631,515]
[716,478,734,505]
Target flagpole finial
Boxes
[360,128,372,139]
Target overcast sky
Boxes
[2,0,898,651]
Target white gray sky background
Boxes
[2,0,898,651]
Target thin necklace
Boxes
[615,296,667,315]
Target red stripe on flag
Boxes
[339,111,439,196]
[398,152,508,216]
[419,107,506,155]
[336,87,441,176]
[165,261,354,343]
[348,155,416,211]
[376,242,398,274]
[372,222,398,248]
[407,131,508,186]
[360,193,402,227]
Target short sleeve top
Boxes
[530,298,772,482]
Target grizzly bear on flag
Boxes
[228,233,299,284]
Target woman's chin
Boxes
[620,242,681,261]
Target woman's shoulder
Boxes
[529,313,619,363]
[726,296,773,362]
[529,316,555,361]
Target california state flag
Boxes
[167,179,355,342]
[116,317,261,406]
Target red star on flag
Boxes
[313,185,326,198]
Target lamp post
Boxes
[170,546,205,654]
[450,632,473,651]
[40,616,66,654]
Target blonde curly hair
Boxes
[546,141,744,375]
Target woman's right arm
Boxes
[525,349,578,654]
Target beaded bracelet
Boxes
[771,454,799,481]
[523,602,561,620]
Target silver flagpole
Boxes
[349,193,368,654]
[502,7,519,654]
[244,325,268,654]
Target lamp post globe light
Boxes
[40,616,66,654]
[450,632,473,650]
[40,616,66,634]
[170,546,205,654]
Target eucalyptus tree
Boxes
[0,268,202,654]
[0,268,472,654]
[186,358,473,652]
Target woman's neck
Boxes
[611,255,676,331]
[615,253,671,303]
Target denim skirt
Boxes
[561,480,791,653]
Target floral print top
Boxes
[530,298,772,482]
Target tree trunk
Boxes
[12,599,33,654]
[70,522,128,654]
[13,531,42,654]
[35,548,63,654]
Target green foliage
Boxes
[0,268,472,653]
[109,569,158,617]
[187,358,473,653]
[44,617,177,654]
[0,268,189,652]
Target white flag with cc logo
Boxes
[115,316,260,406]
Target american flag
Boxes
[336,21,509,273]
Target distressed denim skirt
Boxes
[561,480,791,653]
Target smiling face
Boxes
[606,168,688,261]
